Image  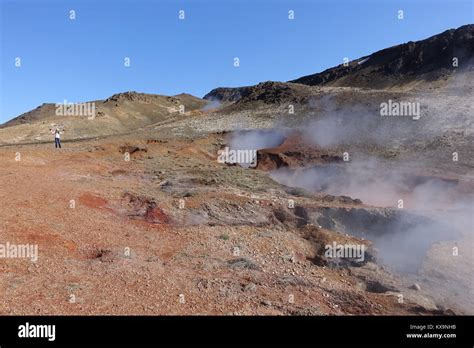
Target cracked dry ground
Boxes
[0,133,458,315]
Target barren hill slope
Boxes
[0,92,208,145]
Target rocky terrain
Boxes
[293,24,474,90]
[0,92,207,144]
[0,25,472,315]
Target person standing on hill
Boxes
[50,128,63,149]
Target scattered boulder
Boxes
[119,192,169,224]
[364,280,398,293]
[243,283,257,292]
[227,258,260,271]
[118,144,147,155]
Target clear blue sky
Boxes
[0,0,472,123]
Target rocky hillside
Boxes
[290,24,474,89]
[203,86,254,103]
[0,91,208,144]
[205,82,318,106]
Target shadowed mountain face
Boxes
[290,24,474,89]
[203,86,253,103]
[204,82,317,106]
